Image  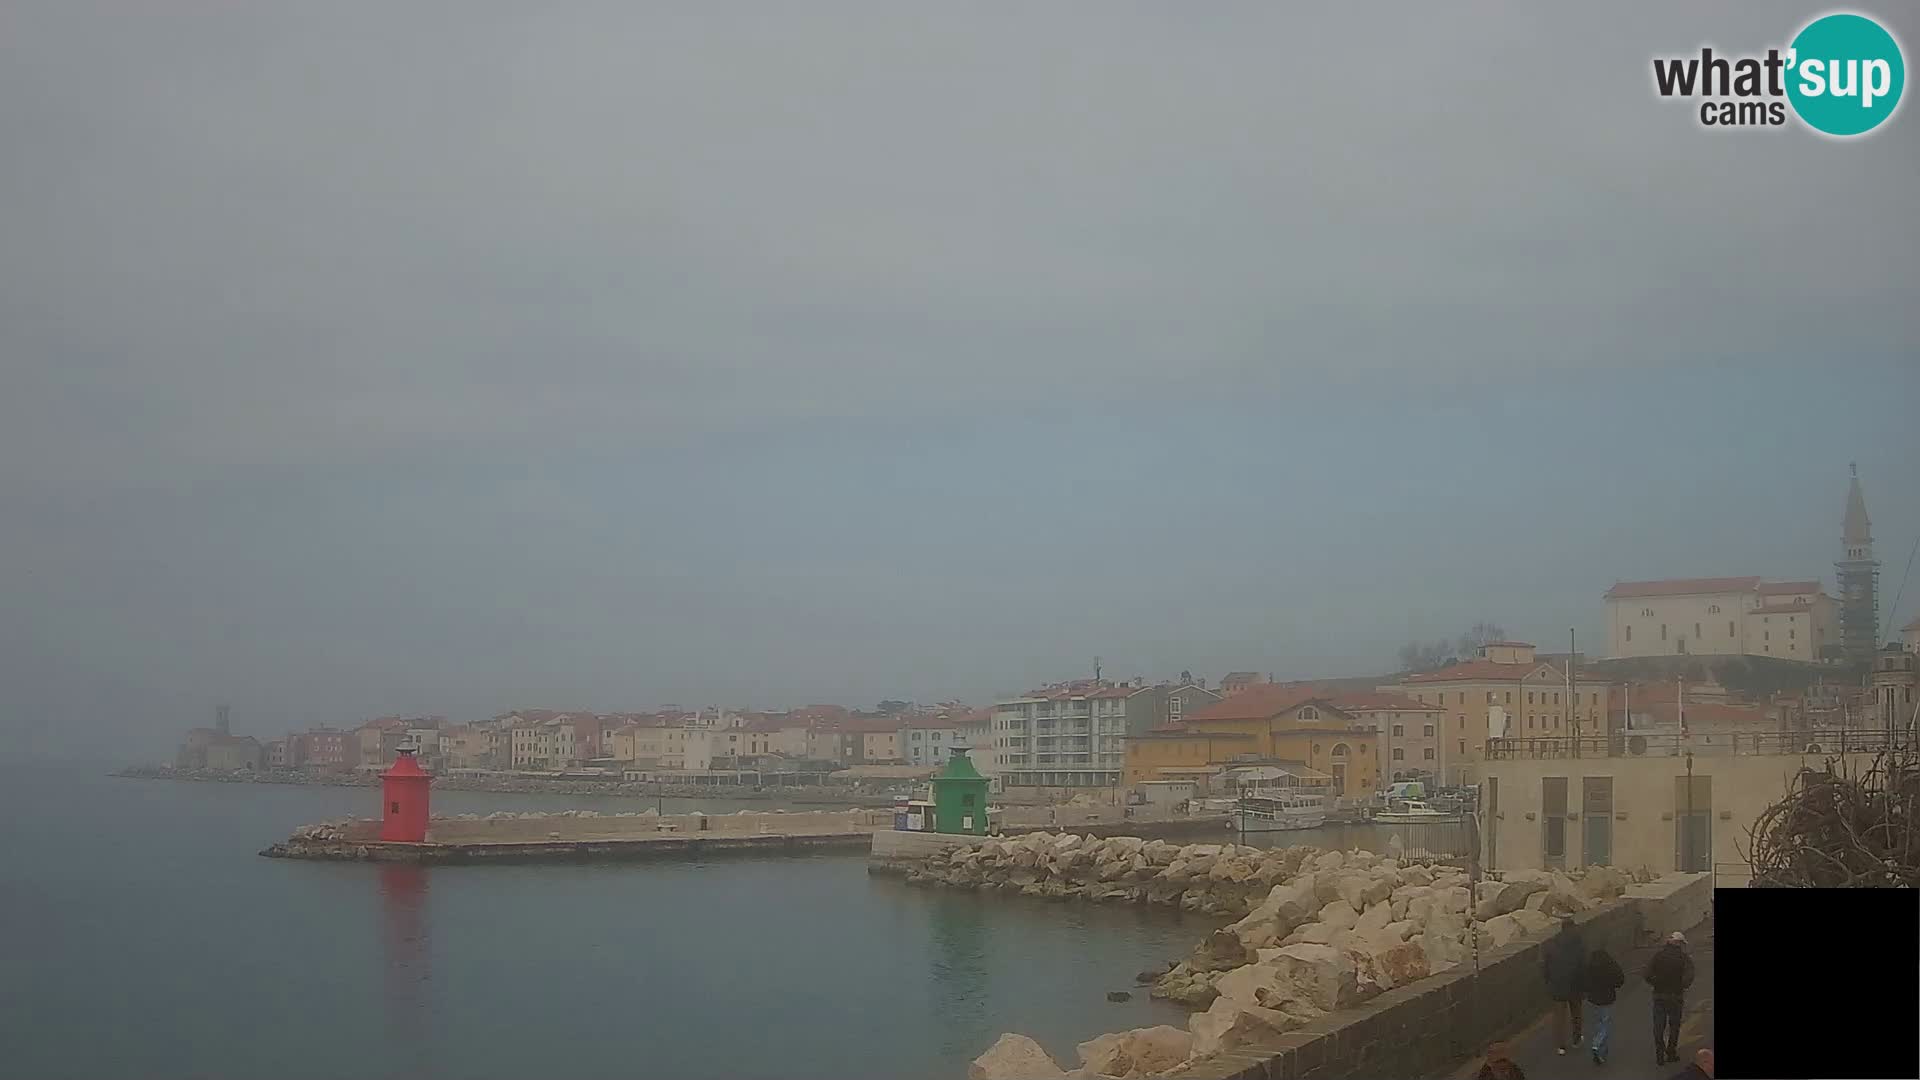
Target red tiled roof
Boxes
[1325,691,1444,713]
[1181,685,1331,723]
[1757,581,1821,595]
[1401,659,1564,684]
[1605,577,1761,599]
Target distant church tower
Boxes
[1836,463,1880,663]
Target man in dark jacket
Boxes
[1541,917,1586,1055]
[1644,931,1696,1065]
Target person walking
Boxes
[1644,930,1696,1066]
[1583,945,1626,1065]
[1475,1041,1527,1080]
[1542,917,1587,1055]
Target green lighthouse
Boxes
[930,746,991,835]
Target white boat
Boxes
[1371,798,1464,824]
[1231,791,1328,832]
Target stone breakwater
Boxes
[885,832,1642,1080]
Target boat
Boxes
[1371,798,1465,824]
[1231,790,1328,832]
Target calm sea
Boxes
[0,764,1232,1080]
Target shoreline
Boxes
[113,766,904,805]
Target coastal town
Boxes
[151,470,1918,885]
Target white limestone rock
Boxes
[971,1034,1066,1080]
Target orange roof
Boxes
[1758,581,1821,595]
[1605,577,1761,599]
[1325,691,1444,713]
[1401,659,1554,684]
[1181,684,1329,723]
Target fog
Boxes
[2,2,1915,757]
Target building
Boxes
[1121,682,1221,737]
[1870,644,1918,735]
[203,735,262,772]
[1478,724,1897,878]
[1381,642,1611,786]
[1603,577,1833,661]
[1123,684,1381,797]
[1320,691,1446,783]
[356,717,422,770]
[297,727,352,771]
[1219,672,1268,696]
[1836,464,1879,663]
[900,710,970,767]
[1902,617,1920,654]
[988,681,1133,789]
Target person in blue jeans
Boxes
[1583,946,1626,1065]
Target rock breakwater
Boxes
[894,831,1640,1079]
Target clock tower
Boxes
[1836,463,1879,664]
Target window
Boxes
[1528,691,1535,704]
[1392,748,1405,760]
[1626,625,1632,642]
[1553,693,1560,705]
[1729,621,1736,637]
[1642,607,1654,617]
[1505,691,1512,703]
[1694,623,1701,639]
[1391,724,1405,736]
[1168,698,1183,718]
[1456,693,1465,705]
[1458,740,1466,754]
[1331,743,1349,758]
[1764,631,1769,641]
[1708,604,1720,614]
[1298,706,1319,720]
[1423,748,1436,760]
[1661,624,1668,640]
[1485,692,1494,704]
[1423,724,1435,737]
[1789,629,1795,640]
[390,802,401,815]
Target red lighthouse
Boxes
[379,746,431,843]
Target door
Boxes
[1542,777,1568,869]
[1582,777,1613,866]
[1674,775,1711,872]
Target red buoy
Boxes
[379,747,431,843]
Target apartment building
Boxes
[989,682,1132,788]
[1382,642,1611,786]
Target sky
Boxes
[2,3,1916,758]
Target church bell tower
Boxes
[1836,463,1879,664]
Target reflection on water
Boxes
[379,865,431,1079]
[928,892,990,1063]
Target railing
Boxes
[1484,729,1914,760]
[1376,818,1475,861]
[1711,862,1753,889]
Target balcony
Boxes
[1485,728,1911,760]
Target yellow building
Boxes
[1381,642,1611,786]
[1123,685,1380,796]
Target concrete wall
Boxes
[1481,750,1875,874]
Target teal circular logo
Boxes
[1786,13,1905,136]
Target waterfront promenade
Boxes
[1441,918,1715,1079]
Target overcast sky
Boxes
[2,3,1916,757]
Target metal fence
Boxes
[1485,729,1914,760]
[1378,818,1475,862]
